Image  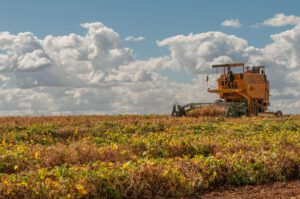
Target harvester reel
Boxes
[171,102,213,117]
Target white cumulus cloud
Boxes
[157,32,248,74]
[124,36,145,42]
[221,18,241,28]
[262,13,300,27]
[1,18,300,115]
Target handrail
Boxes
[212,63,244,68]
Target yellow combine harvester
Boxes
[171,63,282,117]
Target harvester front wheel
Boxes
[275,110,283,117]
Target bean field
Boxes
[0,115,299,198]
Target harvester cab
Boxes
[171,63,283,117]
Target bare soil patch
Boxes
[199,180,300,199]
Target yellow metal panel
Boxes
[208,88,243,94]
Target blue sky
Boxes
[1,1,300,115]
[1,0,300,59]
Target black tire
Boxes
[214,99,225,106]
[275,110,283,117]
